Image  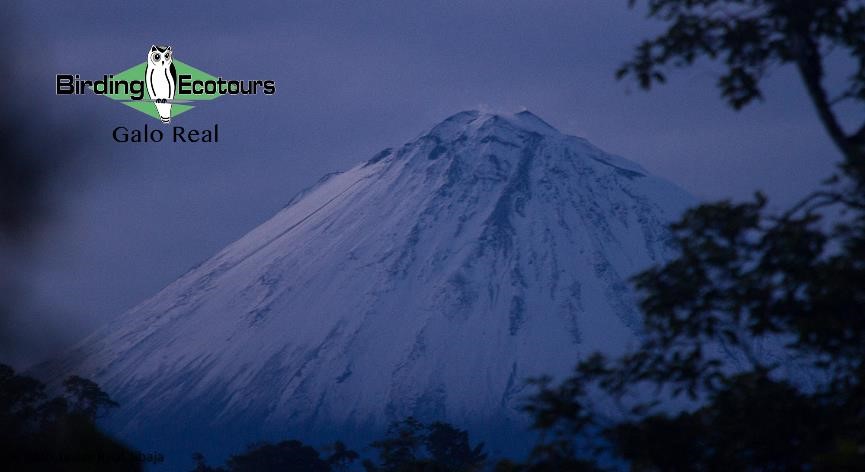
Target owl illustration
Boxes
[145,45,177,124]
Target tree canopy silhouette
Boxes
[0,364,141,471]
[519,1,865,470]
[363,417,487,472]
[187,419,486,472]
[618,0,865,184]
[225,440,330,472]
[190,439,359,472]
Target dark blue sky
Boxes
[5,0,854,367]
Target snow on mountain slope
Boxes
[37,110,695,458]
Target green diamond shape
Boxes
[98,60,222,121]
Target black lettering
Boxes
[129,80,145,100]
[173,126,186,142]
[178,75,193,95]
[56,74,74,94]
[263,80,276,95]
[113,78,129,97]
[112,126,129,142]
[93,76,107,94]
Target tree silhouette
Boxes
[190,451,225,472]
[191,439,348,472]
[617,0,865,182]
[519,1,865,470]
[364,417,486,472]
[225,440,330,472]
[62,375,120,421]
[0,364,141,471]
[425,422,487,471]
[366,417,426,470]
[324,440,360,471]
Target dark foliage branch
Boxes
[617,0,865,183]
[519,2,865,470]
[522,184,865,470]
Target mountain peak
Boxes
[41,108,695,466]
[427,109,559,142]
[513,109,558,133]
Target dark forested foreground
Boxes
[0,365,492,471]
[0,364,144,471]
[189,417,487,472]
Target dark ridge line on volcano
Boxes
[218,174,373,275]
[587,156,646,178]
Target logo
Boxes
[56,45,276,124]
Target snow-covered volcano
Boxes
[39,110,693,459]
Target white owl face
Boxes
[148,45,173,68]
